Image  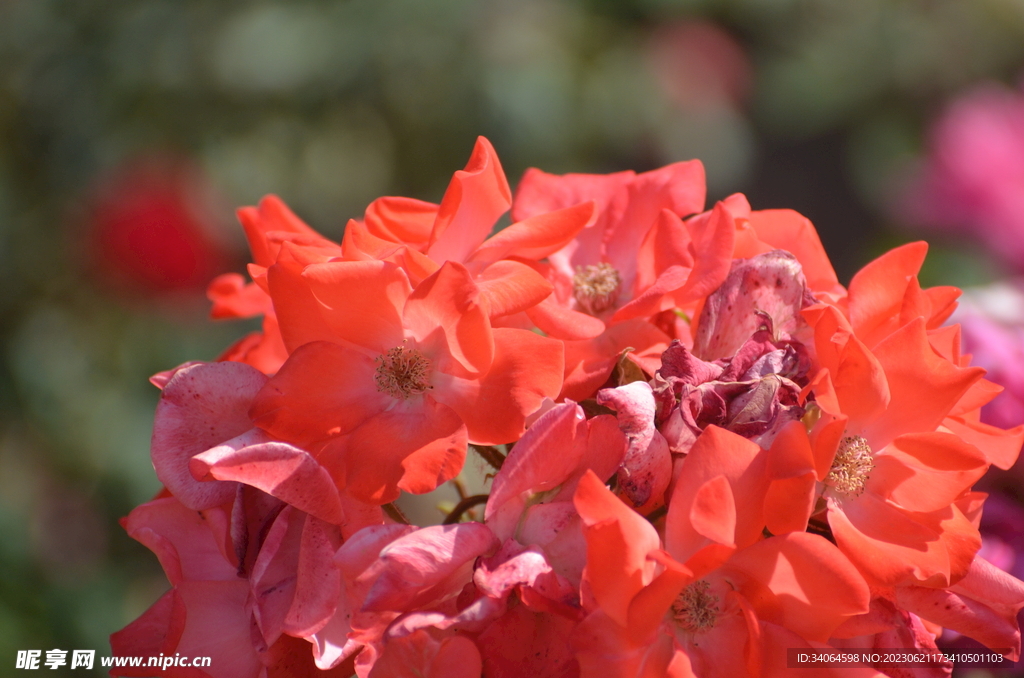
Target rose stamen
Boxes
[826,435,874,498]
[573,262,622,315]
[374,346,432,399]
[671,580,719,633]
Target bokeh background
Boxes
[4,0,1024,675]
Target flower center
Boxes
[825,435,874,498]
[671,580,719,633]
[573,262,622,315]
[374,346,432,399]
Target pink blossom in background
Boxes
[929,282,1024,671]
[951,282,1024,432]
[901,83,1024,270]
[646,21,752,112]
[949,283,1024,664]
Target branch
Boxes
[382,502,410,525]
[473,445,506,471]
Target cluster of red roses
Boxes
[111,138,1024,678]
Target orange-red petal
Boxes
[470,201,596,264]
[868,318,984,447]
[427,137,512,264]
[432,327,563,445]
[302,259,411,353]
[665,426,767,564]
[403,261,494,377]
[846,241,928,348]
[249,341,391,448]
[475,260,554,319]
[363,195,438,247]
[574,470,661,627]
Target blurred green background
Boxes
[4,0,1024,675]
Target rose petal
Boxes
[151,362,268,510]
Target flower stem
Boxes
[442,494,489,524]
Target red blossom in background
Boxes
[111,137,1024,678]
[86,156,234,297]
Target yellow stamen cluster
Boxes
[374,345,432,399]
[572,262,622,315]
[826,435,874,498]
[671,580,720,633]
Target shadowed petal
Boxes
[572,608,677,678]
[942,415,1024,471]
[808,305,890,428]
[250,506,305,647]
[285,516,343,637]
[764,421,816,535]
[867,432,988,513]
[608,160,707,294]
[897,557,1024,660]
[364,523,499,612]
[265,242,339,352]
[208,273,273,319]
[561,320,670,402]
[124,497,239,585]
[726,533,870,642]
[665,426,767,563]
[174,580,264,678]
[336,396,467,504]
[485,402,588,521]
[370,632,483,678]
[828,494,979,587]
[598,382,672,511]
[109,591,184,676]
[477,603,580,678]
[191,441,345,525]
[511,168,635,226]
[617,203,734,322]
[526,296,606,340]
[151,362,268,510]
